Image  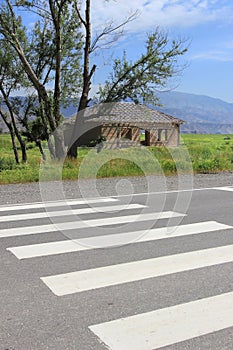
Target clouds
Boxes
[191,50,233,62]
[190,37,233,63]
[90,0,233,33]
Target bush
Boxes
[161,159,177,173]
[194,158,220,173]
[0,157,16,171]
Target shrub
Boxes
[0,157,16,171]
[161,159,177,173]
[194,158,220,173]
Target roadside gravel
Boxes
[1,172,233,205]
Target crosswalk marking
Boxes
[7,221,232,259]
[41,244,233,296]
[0,197,118,212]
[0,211,184,238]
[3,194,233,350]
[89,291,233,350]
[0,203,145,223]
[213,186,233,192]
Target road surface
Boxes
[0,185,233,349]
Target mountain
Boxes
[1,92,233,134]
[61,92,233,133]
[155,91,233,134]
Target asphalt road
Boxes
[1,183,233,349]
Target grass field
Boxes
[1,133,233,184]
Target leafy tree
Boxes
[67,1,187,158]
[0,0,188,161]
[0,0,83,159]
[16,95,48,160]
[98,30,187,105]
[0,36,28,163]
[67,0,138,157]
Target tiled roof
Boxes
[65,102,184,126]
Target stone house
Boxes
[63,102,184,149]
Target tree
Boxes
[0,0,188,161]
[67,0,187,158]
[15,95,48,161]
[74,0,138,112]
[0,0,83,159]
[0,36,28,163]
[98,30,187,105]
[67,0,138,157]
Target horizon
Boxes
[11,90,233,106]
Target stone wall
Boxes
[64,121,181,148]
[101,125,140,143]
[166,125,180,147]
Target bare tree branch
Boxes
[90,11,139,53]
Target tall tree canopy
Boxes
[0,0,188,160]
[0,0,83,159]
[0,30,28,163]
[98,31,187,105]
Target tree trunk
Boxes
[53,128,66,160]
[48,137,56,159]
[11,114,27,163]
[67,0,93,159]
[0,85,27,163]
[36,140,46,161]
[67,141,78,159]
[9,125,20,164]
[10,134,19,164]
[0,112,20,164]
[41,98,66,159]
[38,98,56,159]
[19,137,27,163]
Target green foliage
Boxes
[2,133,233,184]
[21,117,47,142]
[98,29,187,104]
[96,159,144,178]
[0,0,84,159]
[160,159,177,173]
[182,134,233,173]
[0,157,16,171]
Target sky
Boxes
[22,0,233,103]
[88,0,233,103]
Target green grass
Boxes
[1,133,233,184]
[181,134,233,173]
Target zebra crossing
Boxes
[1,191,233,349]
[7,220,229,259]
[89,291,233,350]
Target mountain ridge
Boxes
[1,92,233,134]
[155,91,233,133]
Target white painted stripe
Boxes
[8,221,232,259]
[89,291,233,350]
[0,197,118,212]
[0,204,145,223]
[113,185,231,197]
[1,185,232,212]
[213,186,233,192]
[0,211,184,238]
[1,184,232,212]
[41,244,233,296]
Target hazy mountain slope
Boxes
[156,91,233,133]
[1,92,233,134]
